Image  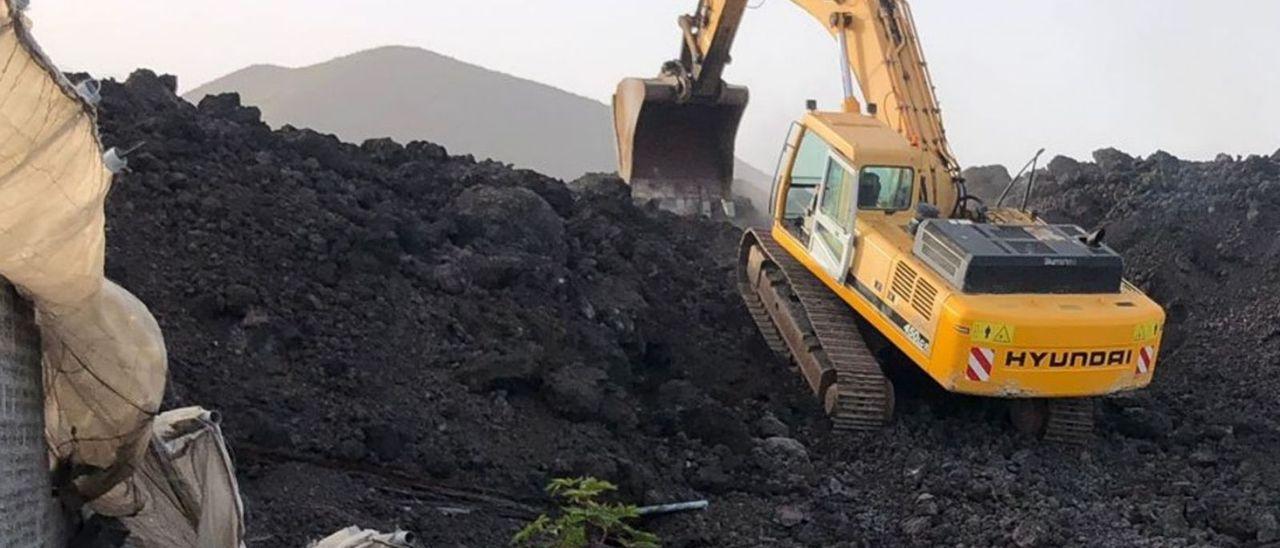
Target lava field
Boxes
[92,70,1279,547]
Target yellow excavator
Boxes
[614,0,1165,442]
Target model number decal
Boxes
[902,324,931,352]
[851,278,932,354]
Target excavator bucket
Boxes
[613,77,749,216]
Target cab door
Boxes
[808,153,859,283]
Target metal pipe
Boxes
[636,500,709,516]
[995,148,1045,208]
[1021,152,1042,212]
[678,14,701,65]
[836,30,857,112]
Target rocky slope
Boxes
[93,71,1279,547]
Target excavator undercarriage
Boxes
[739,229,895,430]
[740,228,1098,443]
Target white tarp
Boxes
[1,1,244,545]
[3,4,412,546]
[310,527,416,548]
[92,408,246,548]
[0,0,165,498]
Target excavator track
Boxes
[738,229,894,431]
[1043,399,1095,445]
[1010,398,1097,445]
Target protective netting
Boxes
[0,0,165,498]
[0,4,109,308]
[3,4,411,545]
[0,4,255,547]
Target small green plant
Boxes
[513,477,660,548]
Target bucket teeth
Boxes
[738,229,894,432]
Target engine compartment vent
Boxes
[890,262,936,320]
[917,227,963,279]
[911,279,937,319]
[891,262,917,304]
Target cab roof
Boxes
[803,111,921,168]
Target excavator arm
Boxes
[675,0,748,100]
[615,0,961,215]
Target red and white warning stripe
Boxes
[1136,346,1155,375]
[967,347,995,382]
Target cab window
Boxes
[783,130,829,218]
[857,166,915,211]
[819,159,856,229]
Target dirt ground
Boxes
[90,70,1278,547]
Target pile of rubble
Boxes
[94,70,1279,546]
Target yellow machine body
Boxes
[615,1,1167,438]
[771,112,1165,398]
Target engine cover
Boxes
[913,220,1124,294]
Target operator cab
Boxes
[770,111,1130,298]
[770,112,926,281]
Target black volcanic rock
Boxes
[95,71,1280,547]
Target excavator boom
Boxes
[614,0,959,215]
[792,0,959,211]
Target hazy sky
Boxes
[28,1,1280,172]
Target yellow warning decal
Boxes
[1133,321,1161,342]
[971,321,1015,344]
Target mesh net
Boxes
[4,3,254,544]
[1,0,165,511]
